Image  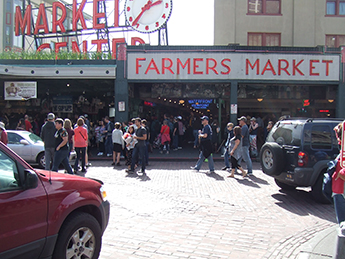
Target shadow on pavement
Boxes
[248,174,269,185]
[206,172,225,181]
[235,177,261,188]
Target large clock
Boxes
[125,0,173,33]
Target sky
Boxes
[82,0,214,47]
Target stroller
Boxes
[152,134,162,149]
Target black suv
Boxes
[260,118,343,203]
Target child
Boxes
[228,126,247,178]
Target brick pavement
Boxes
[84,161,337,259]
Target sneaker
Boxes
[97,152,103,156]
[111,162,115,166]
[107,154,112,157]
[247,172,253,176]
[221,166,230,170]
[116,162,121,166]
[207,171,215,174]
[81,168,87,173]
[190,166,199,172]
[125,169,135,174]
[86,162,92,167]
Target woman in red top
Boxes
[73,118,88,173]
[332,122,345,225]
[160,120,171,154]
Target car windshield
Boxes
[20,131,43,144]
[266,121,303,146]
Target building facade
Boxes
[215,0,345,48]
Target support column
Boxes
[114,44,128,122]
[230,81,238,124]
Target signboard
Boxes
[4,81,37,100]
[127,52,340,81]
[52,96,73,113]
[188,99,212,109]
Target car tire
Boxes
[37,152,45,169]
[52,212,102,259]
[274,179,296,190]
[311,173,332,204]
[260,142,285,176]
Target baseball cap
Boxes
[238,116,247,122]
[0,122,5,130]
[201,116,209,121]
[47,113,55,120]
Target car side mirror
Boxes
[20,139,29,145]
[24,169,38,189]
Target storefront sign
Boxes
[4,81,37,100]
[128,52,340,81]
[52,96,73,113]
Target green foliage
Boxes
[0,50,114,60]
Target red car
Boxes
[0,141,109,259]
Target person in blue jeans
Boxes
[104,116,114,157]
[51,118,73,174]
[222,122,234,170]
[191,116,214,174]
[238,116,253,175]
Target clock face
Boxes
[125,0,173,33]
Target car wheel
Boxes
[37,152,45,169]
[52,212,102,259]
[274,179,296,190]
[311,173,332,204]
[260,142,285,176]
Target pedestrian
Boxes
[112,122,124,167]
[249,117,259,157]
[190,112,201,149]
[51,118,74,174]
[16,118,25,130]
[177,116,184,149]
[211,120,220,152]
[126,118,147,174]
[64,118,74,159]
[265,121,274,140]
[73,118,88,174]
[160,120,171,154]
[191,116,215,174]
[104,116,114,157]
[227,126,247,178]
[24,114,33,132]
[332,122,345,225]
[41,113,56,170]
[172,117,179,150]
[142,119,150,165]
[238,116,253,175]
[123,125,137,170]
[0,122,8,145]
[222,122,234,170]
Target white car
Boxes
[7,130,46,168]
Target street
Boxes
[85,161,336,259]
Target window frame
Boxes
[325,34,345,47]
[247,0,282,16]
[247,32,281,46]
[325,0,345,16]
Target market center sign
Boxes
[127,52,340,81]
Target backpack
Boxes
[322,159,338,203]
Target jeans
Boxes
[44,147,55,170]
[131,145,146,172]
[333,194,345,224]
[74,147,86,171]
[145,140,149,165]
[224,148,230,168]
[105,135,112,155]
[52,148,73,174]
[193,130,199,147]
[240,146,252,173]
[172,135,178,149]
[195,152,214,171]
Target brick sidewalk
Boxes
[84,161,336,259]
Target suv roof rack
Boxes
[306,118,344,123]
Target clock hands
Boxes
[132,0,163,27]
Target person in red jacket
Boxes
[73,118,88,174]
[0,122,8,145]
[332,122,345,225]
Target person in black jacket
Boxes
[41,113,56,170]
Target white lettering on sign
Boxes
[127,53,340,81]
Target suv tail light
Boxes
[298,151,308,167]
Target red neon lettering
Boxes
[111,38,125,59]
[177,58,191,74]
[206,58,218,75]
[82,40,87,53]
[72,41,80,53]
[93,0,105,29]
[52,2,66,33]
[92,39,108,52]
[34,4,49,35]
[145,59,160,74]
[72,0,87,31]
[131,37,145,45]
[221,59,231,75]
[278,59,290,76]
[322,60,333,76]
[15,5,31,36]
[309,60,320,76]
[136,58,146,74]
[261,59,276,75]
[293,60,304,76]
[55,42,67,53]
[193,58,203,75]
[37,43,50,52]
[162,58,174,74]
[246,59,260,75]
[114,0,119,27]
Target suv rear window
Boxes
[266,122,303,146]
[304,125,333,150]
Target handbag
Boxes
[322,159,338,203]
